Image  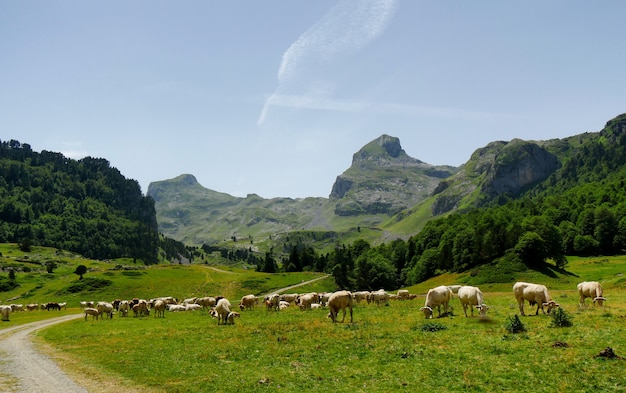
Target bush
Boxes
[505,315,527,334]
[57,277,113,294]
[0,276,20,292]
[417,322,448,332]
[550,307,573,328]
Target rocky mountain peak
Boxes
[352,134,422,167]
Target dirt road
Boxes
[0,314,87,393]
[0,274,331,392]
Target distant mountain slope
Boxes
[149,114,626,252]
[148,135,458,246]
[147,174,328,245]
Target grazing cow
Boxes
[513,282,559,316]
[457,286,489,317]
[239,294,257,311]
[264,294,280,311]
[371,289,389,306]
[83,307,100,321]
[79,301,87,309]
[319,292,331,307]
[45,302,61,311]
[297,293,318,310]
[577,281,606,307]
[210,298,232,325]
[58,302,67,310]
[397,290,410,300]
[195,296,217,310]
[97,302,114,319]
[226,311,240,325]
[327,291,353,323]
[352,291,371,305]
[154,300,166,318]
[280,293,299,304]
[132,303,147,317]
[118,300,130,317]
[26,303,39,311]
[1,305,11,321]
[420,285,453,319]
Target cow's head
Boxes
[594,296,606,307]
[542,300,560,313]
[420,306,433,319]
[475,303,490,317]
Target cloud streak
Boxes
[263,93,510,121]
[258,0,398,126]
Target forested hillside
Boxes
[268,114,626,290]
[0,140,160,263]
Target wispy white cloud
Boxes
[261,93,509,121]
[258,0,398,126]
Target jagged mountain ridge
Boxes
[148,134,458,245]
[148,114,626,248]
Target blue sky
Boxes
[2,1,626,199]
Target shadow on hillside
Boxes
[530,263,578,279]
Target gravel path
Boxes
[0,314,88,393]
[0,274,331,393]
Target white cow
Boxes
[513,282,559,316]
[264,294,280,311]
[118,300,130,317]
[420,285,453,319]
[297,293,318,310]
[327,291,353,323]
[370,289,389,306]
[457,286,489,317]
[352,291,371,305]
[577,281,606,307]
[195,296,217,309]
[97,302,114,319]
[154,300,166,318]
[397,290,410,300]
[238,294,257,311]
[1,305,11,321]
[279,293,299,304]
[83,307,100,321]
[210,298,232,325]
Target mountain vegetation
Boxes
[2,113,626,292]
[150,113,626,290]
[0,140,160,263]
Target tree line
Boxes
[0,139,160,263]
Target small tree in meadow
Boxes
[505,315,527,334]
[74,264,87,280]
[550,307,573,328]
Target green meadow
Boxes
[1,244,626,392]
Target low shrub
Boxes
[57,277,113,294]
[550,307,573,327]
[418,322,448,332]
[504,315,526,334]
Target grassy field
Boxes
[2,244,626,392]
[37,289,626,393]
